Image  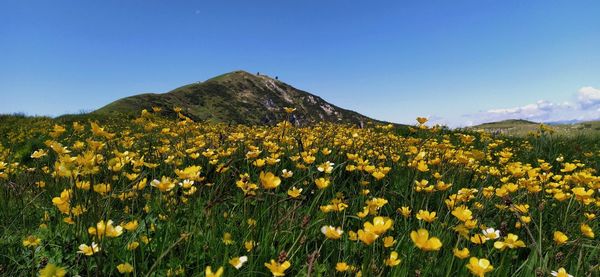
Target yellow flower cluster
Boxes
[0,111,597,276]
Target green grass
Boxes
[0,113,598,276]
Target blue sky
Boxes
[1,0,599,126]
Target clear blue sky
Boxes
[2,1,599,126]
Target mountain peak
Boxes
[94,70,378,126]
[206,70,282,84]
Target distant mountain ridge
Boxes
[94,70,379,126]
[470,118,600,136]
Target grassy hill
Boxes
[470,119,600,137]
[94,70,379,126]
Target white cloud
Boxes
[457,86,600,127]
[577,86,600,107]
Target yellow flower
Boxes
[117,263,134,274]
[384,251,401,267]
[260,171,281,189]
[347,230,358,241]
[372,170,386,180]
[284,107,296,113]
[205,266,224,277]
[470,234,489,245]
[22,235,41,248]
[416,160,429,172]
[493,234,526,250]
[31,149,48,159]
[244,240,256,252]
[314,177,330,189]
[321,225,343,240]
[553,231,569,245]
[127,241,139,250]
[398,206,411,218]
[287,187,302,198]
[264,259,291,276]
[222,232,234,245]
[229,256,248,269]
[410,229,442,251]
[336,262,351,272]
[466,257,494,276]
[560,163,577,172]
[580,223,595,238]
[364,216,393,235]
[453,247,470,259]
[452,206,473,222]
[93,183,111,195]
[551,267,573,277]
[253,158,266,167]
[416,117,428,124]
[383,236,396,248]
[39,263,66,277]
[78,242,101,256]
[88,220,123,238]
[584,212,596,220]
[151,176,175,192]
[174,165,201,180]
[123,220,139,231]
[357,229,379,245]
[316,161,334,173]
[416,210,437,223]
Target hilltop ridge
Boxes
[94,70,379,126]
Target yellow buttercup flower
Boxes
[410,229,442,251]
[493,234,526,250]
[452,205,473,222]
[222,232,234,245]
[264,259,291,276]
[466,257,494,276]
[398,206,411,218]
[314,177,330,189]
[88,220,123,238]
[78,242,101,256]
[357,229,379,245]
[151,176,175,192]
[260,171,281,189]
[287,187,302,198]
[362,216,393,236]
[416,210,437,223]
[453,247,470,259]
[244,240,256,252]
[321,225,343,240]
[580,223,595,238]
[553,231,569,245]
[383,236,396,248]
[123,220,139,231]
[336,262,351,272]
[205,266,224,277]
[117,263,134,273]
[39,263,66,277]
[22,235,41,248]
[384,251,401,267]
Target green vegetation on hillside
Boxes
[0,112,598,276]
[95,70,379,126]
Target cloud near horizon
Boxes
[456,86,600,127]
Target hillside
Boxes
[94,70,378,126]
[471,118,600,136]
